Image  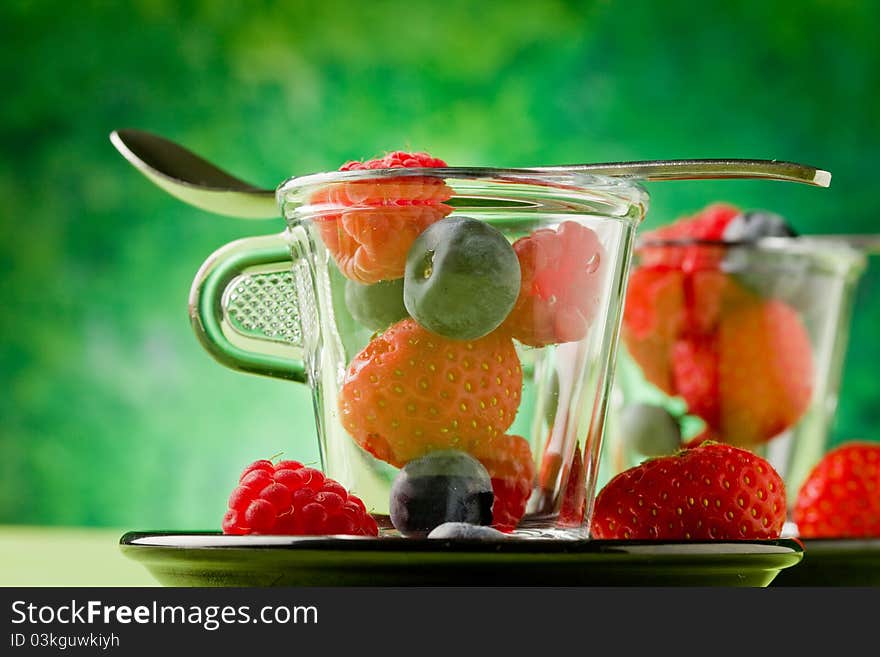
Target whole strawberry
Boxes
[793,442,880,538]
[591,443,786,540]
[338,318,523,468]
[222,458,379,536]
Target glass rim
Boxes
[276,166,649,205]
[636,235,868,271]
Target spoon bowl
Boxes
[110,129,278,218]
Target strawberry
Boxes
[591,442,787,540]
[793,442,880,538]
[312,151,453,284]
[471,434,536,531]
[338,318,523,468]
[716,298,813,445]
[503,221,606,347]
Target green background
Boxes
[2,0,878,531]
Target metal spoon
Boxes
[109,128,831,220]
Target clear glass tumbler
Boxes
[600,234,867,532]
[190,167,648,538]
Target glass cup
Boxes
[599,234,867,534]
[189,167,648,538]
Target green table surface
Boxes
[0,526,158,587]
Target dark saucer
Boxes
[120,531,803,587]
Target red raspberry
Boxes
[471,434,536,531]
[503,221,606,347]
[222,459,379,536]
[340,151,447,170]
[313,151,453,284]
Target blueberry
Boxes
[344,278,409,332]
[620,403,682,457]
[722,210,797,242]
[404,216,521,340]
[427,522,509,540]
[389,450,494,537]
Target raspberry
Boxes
[503,221,606,347]
[313,151,453,284]
[222,459,379,536]
[339,318,523,468]
[340,151,447,170]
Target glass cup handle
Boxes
[189,232,307,383]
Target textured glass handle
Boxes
[189,232,306,383]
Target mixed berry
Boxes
[599,202,877,542]
[620,203,814,450]
[221,150,606,537]
[321,151,606,535]
[220,159,860,543]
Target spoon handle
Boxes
[532,159,831,187]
